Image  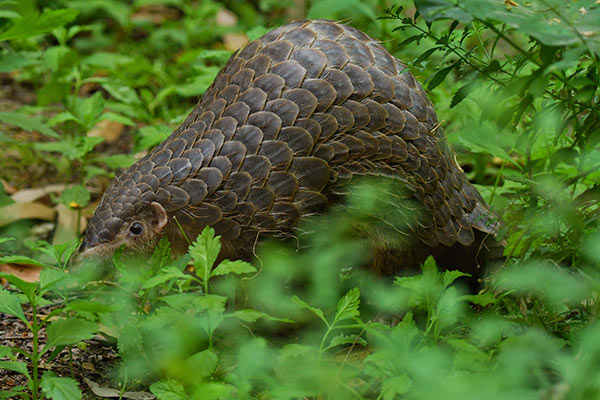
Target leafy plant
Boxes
[0,240,97,400]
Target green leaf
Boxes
[39,268,71,295]
[0,272,37,301]
[428,62,458,90]
[0,289,27,324]
[0,255,51,268]
[210,259,256,277]
[100,111,135,126]
[189,227,221,283]
[230,309,293,324]
[186,350,218,378]
[141,266,191,289]
[450,82,475,108]
[71,92,105,131]
[0,9,79,41]
[45,318,97,349]
[325,333,367,351]
[442,270,471,289]
[0,50,39,73]
[279,344,316,359]
[333,287,361,323]
[0,361,30,380]
[150,380,187,400]
[99,154,136,169]
[0,111,58,138]
[60,185,90,208]
[40,371,82,400]
[292,295,328,326]
[381,375,412,399]
[152,237,172,274]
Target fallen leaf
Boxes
[88,119,125,143]
[0,202,56,227]
[1,180,17,194]
[216,9,237,27]
[53,203,87,245]
[84,378,156,399]
[0,262,42,282]
[11,184,66,203]
[223,33,248,52]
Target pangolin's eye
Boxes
[129,222,144,236]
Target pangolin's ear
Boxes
[149,201,168,233]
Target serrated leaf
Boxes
[151,237,172,274]
[150,380,187,400]
[39,268,71,295]
[40,372,82,400]
[0,288,29,325]
[141,266,191,289]
[0,361,30,380]
[189,227,221,283]
[45,318,97,349]
[0,9,79,41]
[0,272,37,301]
[333,287,361,324]
[0,255,51,268]
[279,344,316,359]
[381,375,412,399]
[292,295,328,326]
[325,333,367,351]
[0,111,58,138]
[210,259,256,277]
[442,270,471,289]
[186,350,218,378]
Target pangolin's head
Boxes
[77,176,168,261]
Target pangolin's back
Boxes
[82,20,499,269]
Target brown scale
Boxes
[78,20,502,278]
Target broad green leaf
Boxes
[210,259,256,277]
[142,266,191,289]
[39,268,71,295]
[0,361,30,380]
[0,111,58,138]
[71,92,105,131]
[0,50,39,72]
[99,154,136,169]
[0,255,50,268]
[0,272,37,299]
[442,270,471,289]
[333,287,361,323]
[149,380,187,400]
[60,185,90,209]
[186,350,218,378]
[0,289,27,325]
[189,227,221,283]
[381,375,412,399]
[292,295,328,326]
[40,372,82,400]
[279,344,316,359]
[45,318,97,349]
[152,237,172,274]
[325,333,367,351]
[0,9,79,41]
[100,112,135,126]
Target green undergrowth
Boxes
[0,0,600,399]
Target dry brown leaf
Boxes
[223,33,248,52]
[131,5,180,24]
[216,9,237,27]
[0,263,42,282]
[11,183,66,203]
[0,202,56,227]
[1,180,17,194]
[53,203,87,245]
[84,378,156,399]
[88,119,125,143]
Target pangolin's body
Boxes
[79,20,499,273]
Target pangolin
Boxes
[78,20,500,275]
